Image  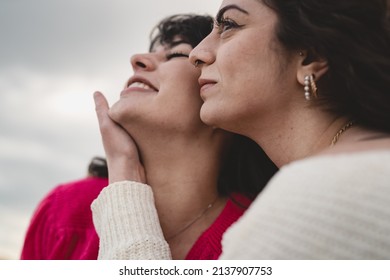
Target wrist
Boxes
[107,158,146,184]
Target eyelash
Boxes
[166,52,189,60]
[215,17,240,34]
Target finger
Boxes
[94,91,109,114]
[93,91,111,127]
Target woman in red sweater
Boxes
[21,157,108,259]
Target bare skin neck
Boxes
[247,105,390,168]
[130,127,228,259]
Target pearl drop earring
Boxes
[304,74,317,100]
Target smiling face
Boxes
[109,38,207,134]
[190,0,300,137]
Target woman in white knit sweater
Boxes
[188,0,390,259]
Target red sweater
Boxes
[20,177,108,260]
[185,194,251,260]
[21,178,250,260]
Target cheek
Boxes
[159,68,203,114]
[218,41,262,85]
[182,66,201,84]
[163,68,201,100]
[221,43,280,99]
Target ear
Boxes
[296,51,329,85]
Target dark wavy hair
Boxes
[149,14,214,51]
[262,0,390,132]
[149,14,278,199]
[217,134,278,199]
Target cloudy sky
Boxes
[0,0,220,259]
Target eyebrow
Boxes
[216,4,249,23]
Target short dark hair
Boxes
[262,0,390,132]
[149,14,213,51]
[88,156,108,178]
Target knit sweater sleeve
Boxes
[91,181,172,259]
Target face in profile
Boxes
[110,36,208,134]
[190,0,298,136]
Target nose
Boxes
[189,33,216,68]
[130,53,156,71]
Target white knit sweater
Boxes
[92,150,390,259]
[91,182,171,259]
[220,150,390,259]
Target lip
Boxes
[198,78,217,95]
[121,75,158,97]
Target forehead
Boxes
[220,0,255,6]
[219,0,269,15]
[218,0,278,34]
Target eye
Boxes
[215,17,241,34]
[166,52,189,60]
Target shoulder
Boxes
[55,177,108,194]
[34,177,108,222]
[245,150,390,235]
[220,150,390,259]
[46,177,108,204]
[250,150,390,229]
[271,149,390,188]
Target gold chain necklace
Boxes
[331,121,355,146]
[166,197,218,241]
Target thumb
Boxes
[93,91,109,124]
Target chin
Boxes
[200,105,221,128]
[108,102,125,123]
[200,104,244,136]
